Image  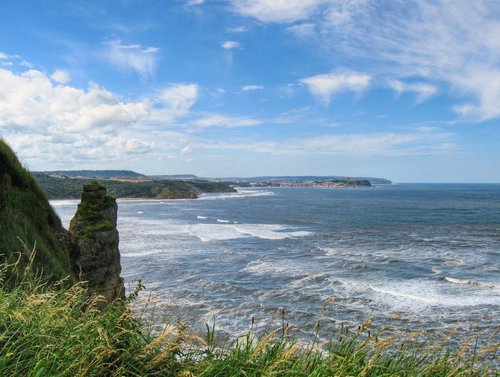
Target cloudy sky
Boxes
[1,0,500,182]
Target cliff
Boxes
[33,172,236,200]
[68,183,125,303]
[1,139,124,303]
[0,140,73,282]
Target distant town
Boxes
[232,179,373,188]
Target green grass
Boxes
[32,173,235,200]
[0,140,72,282]
[0,249,497,377]
[1,139,498,375]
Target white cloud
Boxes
[186,0,204,5]
[50,69,71,84]
[286,23,316,37]
[148,83,199,123]
[196,129,455,157]
[104,40,160,77]
[0,67,201,167]
[241,85,264,91]
[389,80,437,103]
[233,0,500,121]
[228,26,249,33]
[231,0,328,23]
[0,68,149,132]
[0,52,32,68]
[309,1,500,121]
[157,84,199,114]
[181,145,193,155]
[221,41,242,49]
[300,71,371,103]
[107,137,154,155]
[193,114,261,127]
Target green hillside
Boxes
[0,139,497,376]
[0,140,73,282]
[33,173,236,200]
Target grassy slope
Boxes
[0,265,497,377]
[0,140,72,282]
[33,173,236,200]
[1,139,497,376]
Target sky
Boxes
[1,0,500,182]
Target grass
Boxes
[0,247,497,377]
[0,140,72,282]
[1,139,498,376]
[70,192,116,237]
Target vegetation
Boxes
[41,170,147,179]
[33,173,236,200]
[0,140,72,282]
[71,195,115,237]
[1,139,498,376]
[0,252,497,376]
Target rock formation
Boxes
[69,183,125,303]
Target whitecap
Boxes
[242,259,310,277]
[444,277,500,289]
[186,223,312,242]
[198,189,276,201]
[367,280,500,309]
[197,215,208,220]
[186,224,248,242]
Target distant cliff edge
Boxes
[33,172,236,200]
[0,140,124,303]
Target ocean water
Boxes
[52,184,500,340]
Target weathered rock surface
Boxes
[69,184,125,303]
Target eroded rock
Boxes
[69,183,125,304]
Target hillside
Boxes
[220,175,392,185]
[33,173,236,200]
[1,139,496,376]
[41,170,147,179]
[0,140,73,281]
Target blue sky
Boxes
[1,0,499,182]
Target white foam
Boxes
[445,277,477,285]
[122,249,165,258]
[186,224,248,242]
[242,259,310,277]
[369,286,437,304]
[186,223,312,242]
[137,211,144,214]
[368,280,500,309]
[197,216,208,220]
[198,189,276,201]
[288,272,329,288]
[445,277,500,289]
[217,219,230,223]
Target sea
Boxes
[52,184,500,342]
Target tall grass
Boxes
[0,248,497,376]
[0,139,72,282]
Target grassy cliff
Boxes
[33,172,236,200]
[0,139,497,376]
[0,268,497,376]
[0,140,73,282]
